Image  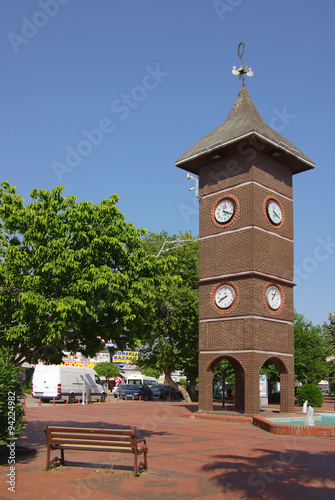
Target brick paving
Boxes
[1,396,335,500]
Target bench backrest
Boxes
[44,426,137,450]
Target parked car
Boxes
[150,384,182,400]
[119,384,154,401]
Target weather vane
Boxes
[232,42,253,85]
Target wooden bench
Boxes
[44,425,148,475]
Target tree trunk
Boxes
[164,368,192,403]
[188,378,198,401]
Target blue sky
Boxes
[1,1,334,327]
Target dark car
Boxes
[119,384,154,401]
[151,384,182,400]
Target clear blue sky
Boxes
[1,1,334,327]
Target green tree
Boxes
[94,362,119,379]
[323,312,335,352]
[260,361,280,393]
[213,360,235,405]
[137,231,199,403]
[294,312,331,385]
[323,312,335,393]
[141,367,161,380]
[0,349,26,452]
[327,359,335,394]
[0,182,164,366]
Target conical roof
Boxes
[175,86,315,175]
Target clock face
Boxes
[266,200,283,226]
[214,199,235,224]
[266,286,282,310]
[215,285,236,309]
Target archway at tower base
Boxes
[199,351,295,415]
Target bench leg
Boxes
[45,453,62,471]
[135,449,148,475]
[134,452,138,476]
[143,449,148,470]
[45,446,50,472]
[45,446,64,471]
[138,450,148,472]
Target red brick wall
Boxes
[199,317,294,353]
[199,231,293,281]
[199,276,294,321]
[199,150,293,199]
[197,146,296,414]
[199,182,293,240]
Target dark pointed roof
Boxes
[175,86,315,175]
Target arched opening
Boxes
[259,356,293,413]
[260,359,281,406]
[206,356,245,413]
[199,353,295,414]
[212,358,236,408]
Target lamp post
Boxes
[82,357,86,405]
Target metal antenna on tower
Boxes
[232,42,254,85]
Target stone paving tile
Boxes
[1,396,335,499]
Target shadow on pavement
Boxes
[202,448,335,498]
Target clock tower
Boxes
[175,64,314,414]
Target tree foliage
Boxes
[260,361,280,391]
[213,360,235,386]
[323,311,335,351]
[327,359,335,395]
[323,312,335,393]
[141,367,161,380]
[0,182,165,365]
[137,231,199,402]
[93,362,119,379]
[294,312,331,385]
[0,349,26,452]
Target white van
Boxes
[32,365,107,403]
[119,370,157,386]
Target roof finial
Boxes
[232,42,253,86]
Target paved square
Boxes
[1,397,335,499]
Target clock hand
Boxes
[218,295,227,303]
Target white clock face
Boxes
[215,285,236,309]
[267,200,282,225]
[214,199,235,224]
[266,286,282,310]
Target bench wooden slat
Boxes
[54,444,134,452]
[51,438,133,448]
[47,426,134,435]
[51,433,133,443]
[44,425,148,475]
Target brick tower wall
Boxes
[198,148,295,413]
